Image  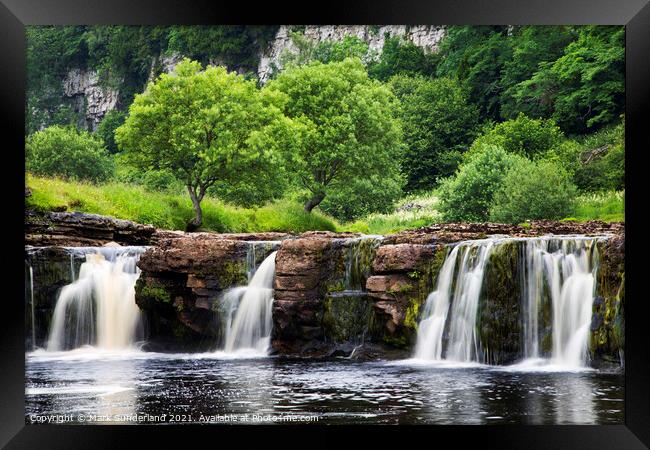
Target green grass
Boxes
[26,175,624,235]
[26,174,338,233]
[341,192,442,234]
[570,190,625,222]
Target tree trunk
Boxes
[304,192,326,213]
[186,186,203,231]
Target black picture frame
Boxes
[2,0,648,447]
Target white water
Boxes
[414,240,495,362]
[221,251,277,356]
[413,246,459,360]
[414,236,602,369]
[46,248,145,351]
[28,265,36,350]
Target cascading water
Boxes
[46,247,145,351]
[545,239,599,367]
[413,246,458,360]
[221,250,277,355]
[414,240,494,362]
[414,236,603,369]
[28,265,36,351]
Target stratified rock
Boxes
[258,25,445,83]
[25,210,156,247]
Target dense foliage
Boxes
[468,113,564,159]
[264,58,404,216]
[25,25,625,229]
[389,75,479,191]
[490,159,577,223]
[26,125,114,182]
[438,145,524,222]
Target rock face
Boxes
[135,234,280,351]
[590,232,625,367]
[25,247,81,349]
[25,210,156,247]
[257,25,446,83]
[62,68,119,131]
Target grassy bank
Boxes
[26,175,338,233]
[341,193,443,234]
[26,175,624,235]
[571,190,625,222]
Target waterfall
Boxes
[413,246,458,360]
[221,251,277,355]
[46,247,145,351]
[414,240,494,362]
[546,239,599,367]
[414,236,602,368]
[28,265,36,350]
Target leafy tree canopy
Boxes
[389,74,480,192]
[438,144,525,222]
[264,58,404,214]
[468,113,564,159]
[490,159,577,223]
[115,59,292,229]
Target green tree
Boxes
[499,26,576,120]
[468,113,564,159]
[512,26,624,133]
[368,36,438,81]
[115,59,291,229]
[572,120,625,191]
[490,159,577,223]
[319,173,403,222]
[438,145,524,222]
[389,75,480,191]
[26,125,114,182]
[436,26,511,122]
[264,58,404,213]
[95,109,127,154]
[314,36,371,64]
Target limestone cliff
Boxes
[257,25,446,83]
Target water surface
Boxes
[25,350,623,425]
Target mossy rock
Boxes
[322,293,375,343]
[589,238,624,364]
[477,241,522,365]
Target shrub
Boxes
[490,159,577,223]
[26,125,114,182]
[468,113,564,159]
[319,173,403,222]
[438,145,525,222]
[572,121,625,192]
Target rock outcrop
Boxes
[25,210,156,247]
[257,25,446,83]
[62,68,119,130]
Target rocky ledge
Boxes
[25,210,156,246]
